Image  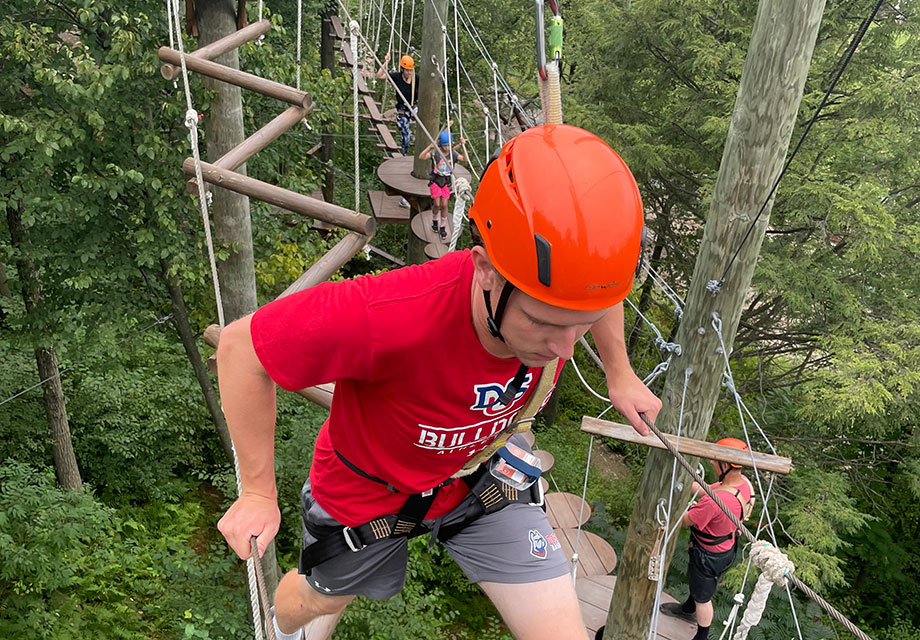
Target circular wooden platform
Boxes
[539,476,549,494]
[575,575,695,640]
[555,528,617,576]
[377,155,472,198]
[409,209,451,244]
[425,242,448,260]
[534,449,555,474]
[546,491,591,528]
[520,430,536,448]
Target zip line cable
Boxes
[0,314,175,408]
[714,0,885,290]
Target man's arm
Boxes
[376,52,390,79]
[215,314,282,560]
[589,302,662,435]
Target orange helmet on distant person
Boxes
[469,124,645,313]
[399,55,414,70]
[716,437,749,469]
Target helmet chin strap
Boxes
[483,281,529,407]
[483,281,516,343]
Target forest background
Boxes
[1,0,918,638]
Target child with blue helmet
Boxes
[420,125,467,240]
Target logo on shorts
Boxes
[529,529,548,559]
[545,532,562,552]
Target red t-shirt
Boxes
[687,479,752,552]
[251,250,557,527]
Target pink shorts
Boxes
[429,183,451,199]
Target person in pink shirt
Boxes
[660,438,755,640]
[215,124,661,640]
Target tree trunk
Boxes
[197,0,259,322]
[196,0,279,593]
[6,199,83,491]
[604,2,825,638]
[161,259,235,463]
[408,0,449,265]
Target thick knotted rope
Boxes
[732,542,795,640]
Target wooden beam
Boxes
[216,106,307,171]
[581,417,793,475]
[160,19,271,81]
[158,46,312,109]
[280,232,370,297]
[181,159,376,236]
[328,14,346,40]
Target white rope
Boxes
[166,2,260,636]
[448,177,472,251]
[484,107,490,159]
[386,0,398,60]
[407,0,416,47]
[733,543,795,640]
[374,0,385,55]
[295,0,302,90]
[540,59,563,124]
[256,0,265,45]
[492,63,503,145]
[350,21,361,215]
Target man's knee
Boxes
[275,569,353,625]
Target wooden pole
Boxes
[603,1,825,638]
[320,6,337,204]
[182,159,377,236]
[581,418,793,475]
[407,0,449,264]
[279,232,371,297]
[158,46,313,109]
[160,19,271,81]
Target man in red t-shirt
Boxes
[660,438,754,640]
[216,125,661,640]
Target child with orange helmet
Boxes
[216,124,660,640]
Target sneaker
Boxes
[659,601,697,623]
[431,218,439,232]
[594,626,605,640]
[439,226,448,240]
[399,197,409,209]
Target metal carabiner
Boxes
[656,498,668,527]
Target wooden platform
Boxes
[546,492,591,528]
[424,242,448,260]
[377,155,472,199]
[556,528,618,576]
[576,575,697,640]
[368,190,409,224]
[410,209,451,244]
[534,449,555,474]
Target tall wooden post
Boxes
[197,0,259,323]
[603,1,825,638]
[196,0,278,594]
[320,4,336,203]
[408,0,448,264]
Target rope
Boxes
[539,60,562,125]
[350,20,361,218]
[407,0,416,48]
[448,177,472,251]
[250,537,277,640]
[167,0,225,330]
[492,63,503,145]
[732,543,795,640]
[623,297,682,356]
[295,0,302,90]
[714,0,885,290]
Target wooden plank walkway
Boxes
[576,575,697,640]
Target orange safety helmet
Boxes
[469,124,645,314]
[399,55,414,70]
[715,437,749,469]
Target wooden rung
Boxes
[339,42,357,68]
[374,123,400,151]
[581,417,793,475]
[362,95,386,122]
[555,528,617,576]
[545,492,590,529]
[534,449,555,474]
[368,190,410,224]
[328,14,345,40]
[356,74,373,95]
[160,20,271,81]
[280,232,370,297]
[215,105,306,171]
[306,142,323,157]
[181,159,376,236]
[158,47,312,109]
[366,243,406,266]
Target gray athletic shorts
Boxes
[300,449,569,600]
